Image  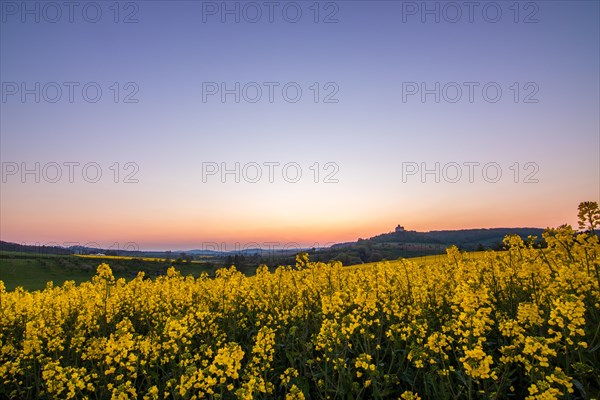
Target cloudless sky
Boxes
[1,0,599,250]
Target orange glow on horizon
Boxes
[0,211,581,251]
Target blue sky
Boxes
[1,1,599,250]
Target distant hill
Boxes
[0,241,73,255]
[0,241,151,257]
[306,227,546,265]
[426,228,545,247]
[368,227,545,248]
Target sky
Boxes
[1,0,599,251]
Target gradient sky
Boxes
[1,0,599,250]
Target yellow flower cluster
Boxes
[0,226,598,399]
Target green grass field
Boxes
[0,252,214,291]
[0,257,93,291]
